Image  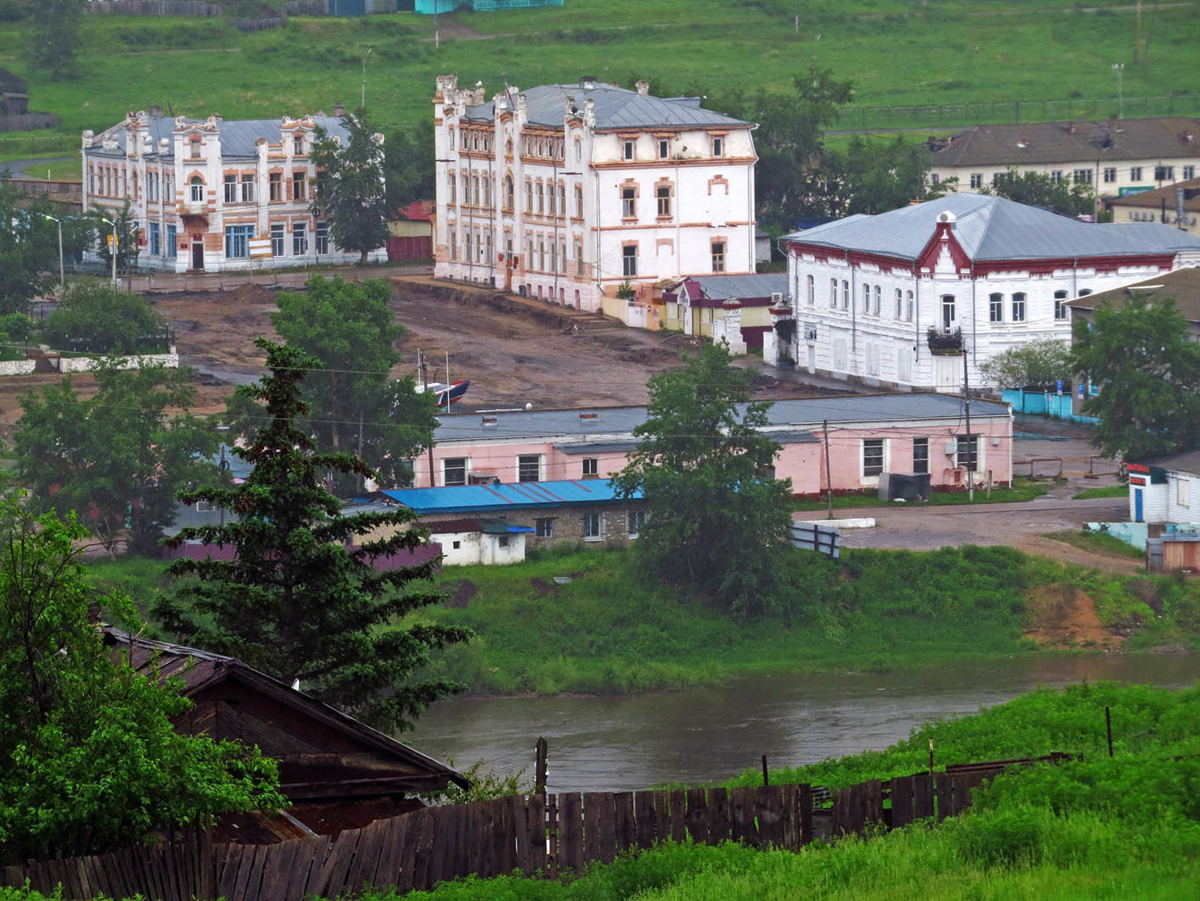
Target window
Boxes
[549,239,557,273]
[582,457,599,479]
[292,171,306,201]
[518,455,541,483]
[830,278,838,309]
[658,138,669,159]
[622,186,636,218]
[711,242,725,273]
[912,438,929,475]
[575,183,583,217]
[537,181,544,214]
[241,174,255,203]
[1073,168,1093,184]
[316,220,329,255]
[293,135,304,155]
[189,139,201,160]
[184,175,203,203]
[292,221,307,256]
[223,174,238,204]
[623,140,635,161]
[166,225,177,259]
[575,237,583,275]
[842,280,849,310]
[1103,167,1117,183]
[1012,292,1026,322]
[443,458,467,486]
[1184,165,1196,180]
[224,224,253,259]
[930,172,940,185]
[990,292,1003,322]
[657,184,671,217]
[906,290,914,322]
[574,136,582,161]
[269,172,283,202]
[557,183,566,217]
[628,509,646,538]
[1050,170,1063,184]
[712,136,724,157]
[149,222,161,256]
[271,222,284,256]
[147,174,158,202]
[873,285,882,316]
[1054,289,1068,320]
[1131,166,1144,182]
[863,283,871,314]
[537,236,545,271]
[449,227,457,261]
[807,275,815,305]
[463,174,473,206]
[894,288,902,319]
[583,512,602,540]
[956,435,979,472]
[1155,165,1174,182]
[1178,478,1190,508]
[498,535,510,549]
[535,518,555,538]
[970,173,983,189]
[941,294,955,329]
[623,244,638,277]
[862,439,884,477]
[466,230,474,263]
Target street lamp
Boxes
[361,46,372,110]
[39,213,65,296]
[553,165,581,305]
[97,215,118,287]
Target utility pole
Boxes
[419,349,437,487]
[434,0,440,50]
[1112,63,1125,119]
[361,46,372,110]
[963,349,973,502]
[41,214,64,295]
[1134,0,1142,64]
[823,419,834,520]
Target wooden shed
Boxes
[103,628,469,843]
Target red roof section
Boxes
[397,200,434,222]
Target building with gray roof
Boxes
[432,75,758,320]
[82,108,384,273]
[773,194,1200,393]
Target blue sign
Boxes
[1078,383,1085,399]
[1056,379,1063,396]
[1118,186,1155,197]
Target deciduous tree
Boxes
[27,0,81,81]
[613,343,794,615]
[42,278,168,355]
[980,168,1095,218]
[980,338,1073,391]
[310,108,389,264]
[1071,297,1200,459]
[157,339,470,732]
[16,363,219,555]
[0,501,283,860]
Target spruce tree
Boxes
[156,339,470,732]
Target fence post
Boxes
[535,737,548,795]
[761,755,770,786]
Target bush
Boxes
[43,279,167,355]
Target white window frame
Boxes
[535,517,555,538]
[442,457,469,486]
[628,509,646,538]
[583,512,603,541]
[1178,477,1190,508]
[862,438,886,481]
[517,454,543,483]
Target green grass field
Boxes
[1073,483,1129,500]
[790,476,1053,511]
[1,0,1199,148]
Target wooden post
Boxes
[535,737,548,795]
[823,420,834,520]
[928,739,935,777]
[1105,707,1114,758]
[761,755,770,786]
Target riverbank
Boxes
[413,545,1199,697]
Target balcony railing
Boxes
[927,326,964,355]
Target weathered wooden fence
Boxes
[3,757,1066,899]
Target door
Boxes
[191,241,204,271]
[807,345,816,374]
[1134,488,1144,523]
[933,356,961,393]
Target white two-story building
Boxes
[432,75,757,319]
[771,193,1200,392]
[82,109,385,272]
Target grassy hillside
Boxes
[1,0,1199,152]
[89,541,1200,696]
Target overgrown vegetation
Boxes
[1042,529,1146,561]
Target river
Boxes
[407,654,1200,793]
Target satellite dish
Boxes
[525,402,533,411]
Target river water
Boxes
[407,654,1200,793]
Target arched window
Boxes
[190,176,204,203]
[806,274,815,304]
[506,138,513,156]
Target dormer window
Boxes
[623,140,635,161]
[658,139,669,159]
[712,136,724,158]
[293,135,304,156]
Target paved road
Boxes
[0,156,73,179]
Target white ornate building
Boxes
[432,75,757,318]
[82,109,386,272]
[771,193,1200,392]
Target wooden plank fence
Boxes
[2,755,1069,899]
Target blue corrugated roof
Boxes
[381,479,641,514]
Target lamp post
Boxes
[40,213,65,296]
[553,164,581,305]
[98,215,118,287]
[361,46,372,110]
[1112,63,1125,119]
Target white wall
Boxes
[58,352,179,373]
[1166,471,1200,524]
[932,156,1199,196]
[434,529,527,565]
[1131,482,1171,523]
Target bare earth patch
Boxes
[1024,583,1123,650]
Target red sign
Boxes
[1129,477,1146,486]
[192,233,203,242]
[1127,463,1150,474]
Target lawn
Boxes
[1073,483,1128,500]
[0,0,1198,145]
[1042,529,1146,561]
[790,476,1053,511]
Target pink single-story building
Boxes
[415,393,1013,495]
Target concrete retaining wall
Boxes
[58,352,179,373]
[0,359,37,376]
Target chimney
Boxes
[1183,129,1195,143]
[1067,122,1078,135]
[334,101,345,118]
[635,80,650,96]
[580,76,597,91]
[148,104,163,118]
